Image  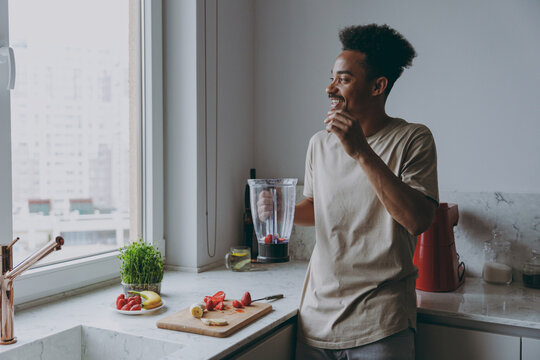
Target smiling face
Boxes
[326,50,378,116]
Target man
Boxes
[294,24,439,359]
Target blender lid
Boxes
[248,178,298,186]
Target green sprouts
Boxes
[118,239,164,284]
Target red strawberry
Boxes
[212,291,226,303]
[116,298,127,310]
[241,291,252,306]
[205,298,215,311]
[215,301,225,310]
[232,300,243,308]
[130,304,142,311]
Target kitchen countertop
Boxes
[416,277,540,338]
[1,261,308,360]
[1,261,539,359]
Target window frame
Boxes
[0,0,13,251]
[141,0,165,257]
[1,0,164,305]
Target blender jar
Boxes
[522,248,540,289]
[248,178,297,263]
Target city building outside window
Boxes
[0,0,163,304]
[9,0,133,266]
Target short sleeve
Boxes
[400,126,439,205]
[303,137,314,198]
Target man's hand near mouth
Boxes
[324,109,371,161]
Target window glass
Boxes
[9,0,134,265]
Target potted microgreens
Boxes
[119,239,164,295]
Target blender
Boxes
[248,178,297,263]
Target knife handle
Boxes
[253,294,284,302]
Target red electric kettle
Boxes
[413,203,465,292]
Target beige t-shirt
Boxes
[298,118,439,350]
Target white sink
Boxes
[0,325,183,360]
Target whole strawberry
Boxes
[241,291,252,306]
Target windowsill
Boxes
[20,249,120,275]
[13,251,121,306]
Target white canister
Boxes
[482,236,512,285]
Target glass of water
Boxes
[225,246,251,272]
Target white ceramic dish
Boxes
[114,300,165,315]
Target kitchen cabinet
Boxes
[416,323,520,360]
[522,337,540,360]
[231,322,296,360]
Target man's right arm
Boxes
[294,197,315,226]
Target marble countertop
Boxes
[416,277,540,337]
[1,261,539,359]
[0,261,308,359]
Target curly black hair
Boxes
[339,24,416,95]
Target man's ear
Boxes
[372,77,388,96]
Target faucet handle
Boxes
[2,238,18,274]
[7,237,19,250]
[55,236,64,250]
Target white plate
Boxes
[114,300,165,315]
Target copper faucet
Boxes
[0,236,64,345]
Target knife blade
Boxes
[252,294,284,302]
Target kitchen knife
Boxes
[252,294,284,302]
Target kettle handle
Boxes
[457,259,466,282]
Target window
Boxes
[0,0,163,304]
[9,0,133,266]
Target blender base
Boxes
[257,243,289,263]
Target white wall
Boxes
[215,0,256,259]
[163,0,201,269]
[163,0,539,269]
[163,0,254,270]
[197,0,255,268]
[254,0,540,194]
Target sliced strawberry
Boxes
[212,291,226,303]
[205,298,216,311]
[232,300,243,308]
[215,301,225,310]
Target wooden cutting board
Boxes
[156,300,272,338]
